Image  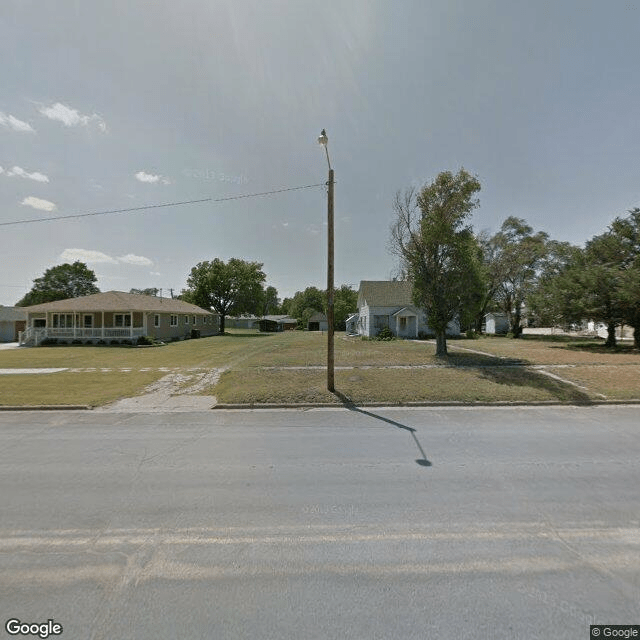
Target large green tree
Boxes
[16,261,100,306]
[282,287,325,328]
[182,258,266,333]
[390,169,484,356]
[491,217,549,337]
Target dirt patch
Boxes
[99,368,225,412]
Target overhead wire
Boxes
[0,182,325,227]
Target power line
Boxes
[0,182,325,227]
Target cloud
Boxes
[38,102,106,131]
[135,171,170,185]
[282,222,289,227]
[118,254,153,266]
[150,271,161,277]
[60,249,117,264]
[21,196,56,211]
[3,166,49,183]
[59,248,153,267]
[0,111,35,133]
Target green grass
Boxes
[214,366,594,405]
[0,370,164,407]
[2,329,639,406]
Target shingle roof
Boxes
[308,312,327,322]
[0,306,27,321]
[357,280,414,308]
[22,291,215,315]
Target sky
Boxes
[1,0,639,306]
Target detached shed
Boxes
[0,306,26,342]
[307,312,328,331]
[485,312,509,335]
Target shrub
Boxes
[97,339,107,345]
[376,326,394,341]
[137,335,155,346]
[465,329,478,339]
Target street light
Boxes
[318,129,335,392]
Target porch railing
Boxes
[19,327,145,345]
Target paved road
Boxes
[0,406,638,639]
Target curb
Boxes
[0,405,93,411]
[213,399,640,410]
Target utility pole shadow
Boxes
[333,391,432,467]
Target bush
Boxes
[375,326,394,341]
[465,329,478,339]
[97,339,107,345]
[137,335,155,346]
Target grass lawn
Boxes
[1,329,639,406]
[0,371,164,407]
[214,366,596,405]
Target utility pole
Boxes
[318,129,335,392]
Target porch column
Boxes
[102,311,104,339]
[130,310,133,338]
[73,311,77,338]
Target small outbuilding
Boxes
[307,312,328,331]
[484,312,509,335]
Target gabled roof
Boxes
[308,312,327,322]
[357,280,414,308]
[391,306,418,317]
[22,291,215,315]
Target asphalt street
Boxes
[0,406,638,639]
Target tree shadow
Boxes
[333,390,432,467]
[438,351,594,404]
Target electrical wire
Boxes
[0,183,325,227]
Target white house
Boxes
[355,280,460,338]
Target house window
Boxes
[114,314,131,327]
[374,315,389,329]
[154,314,160,328]
[185,315,189,324]
[53,313,74,328]
[170,315,178,327]
[399,317,407,330]
[192,316,197,325]
[84,315,93,328]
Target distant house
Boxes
[355,280,460,338]
[484,312,509,335]
[226,315,260,329]
[257,315,297,332]
[19,291,219,345]
[307,312,328,331]
[0,306,26,342]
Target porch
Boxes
[19,326,146,346]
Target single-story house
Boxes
[355,280,460,338]
[226,315,260,329]
[484,312,509,335]
[0,306,26,342]
[257,315,297,332]
[19,291,219,345]
[307,312,328,331]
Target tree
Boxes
[390,169,484,356]
[182,258,266,333]
[282,287,326,328]
[129,287,160,297]
[528,241,583,328]
[259,285,280,316]
[16,261,100,306]
[334,285,358,331]
[611,208,640,348]
[491,217,549,337]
